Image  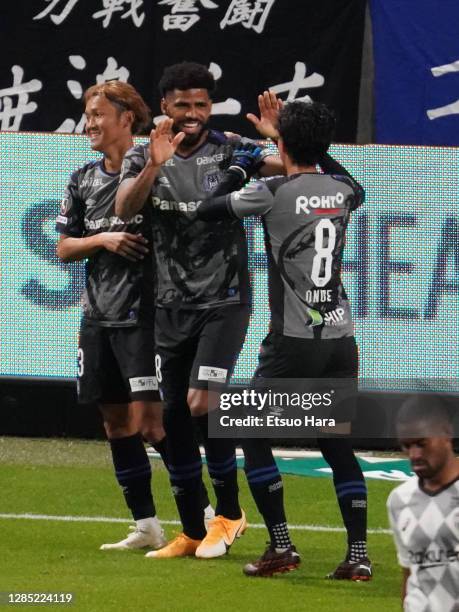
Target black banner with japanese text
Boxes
[1,0,366,141]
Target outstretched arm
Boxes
[115,118,184,220]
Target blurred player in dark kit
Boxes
[198,99,371,578]
[56,81,178,551]
[116,62,285,560]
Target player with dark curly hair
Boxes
[116,62,285,560]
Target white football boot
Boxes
[100,516,166,551]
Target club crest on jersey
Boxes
[203,171,221,192]
[157,176,171,187]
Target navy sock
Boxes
[168,459,206,540]
[318,437,367,558]
[200,481,211,510]
[152,437,169,467]
[242,438,291,548]
[109,433,154,521]
[195,415,241,519]
[164,402,206,540]
[152,436,210,510]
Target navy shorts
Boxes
[77,321,160,404]
[155,304,250,404]
[254,333,358,423]
[255,333,358,379]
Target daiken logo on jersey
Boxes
[81,177,103,188]
[296,193,344,215]
[151,196,201,212]
[196,153,225,165]
[84,214,143,231]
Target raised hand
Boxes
[246,90,283,140]
[149,118,185,167]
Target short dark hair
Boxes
[277,101,336,166]
[159,62,216,97]
[397,394,454,437]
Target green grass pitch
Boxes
[0,438,403,611]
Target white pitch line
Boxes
[0,512,392,535]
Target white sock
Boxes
[136,516,160,532]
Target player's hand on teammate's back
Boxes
[102,232,149,262]
[228,142,265,183]
[247,90,283,141]
[149,118,185,167]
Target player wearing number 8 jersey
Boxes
[198,100,371,578]
[225,157,360,338]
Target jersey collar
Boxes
[98,159,120,177]
[418,473,459,497]
[174,129,227,160]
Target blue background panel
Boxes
[1,134,458,388]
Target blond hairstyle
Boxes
[84,81,151,134]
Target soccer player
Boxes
[387,395,459,612]
[115,62,284,559]
[197,100,371,578]
[56,81,179,551]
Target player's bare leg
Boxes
[138,400,165,445]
